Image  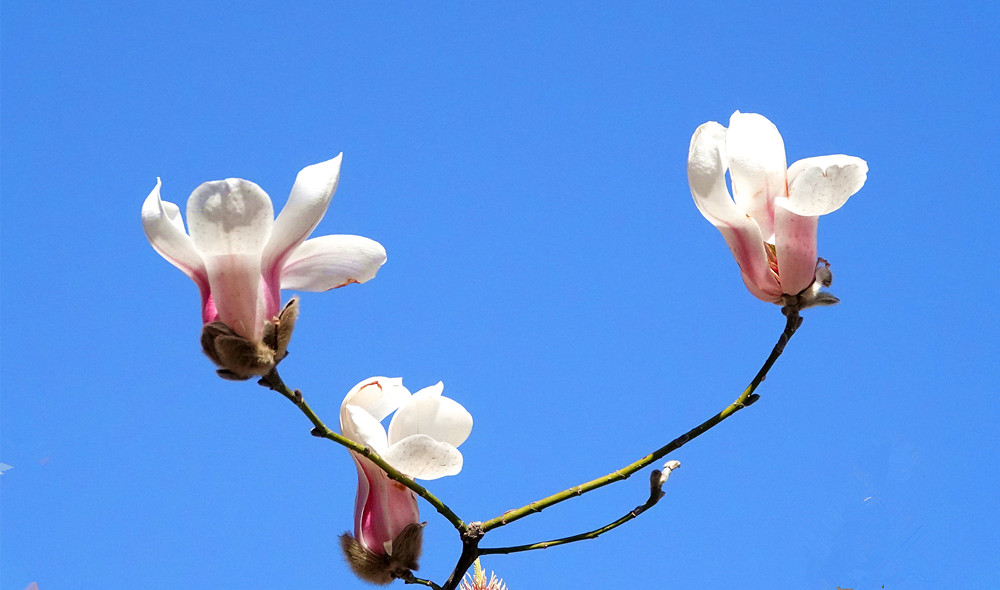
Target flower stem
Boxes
[478,309,803,533]
[259,369,467,533]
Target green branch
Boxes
[258,369,467,533]
[479,309,803,533]
[257,308,802,589]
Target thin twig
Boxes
[259,369,467,533]
[480,462,681,555]
[479,309,802,533]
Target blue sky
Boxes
[2,2,998,589]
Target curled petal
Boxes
[341,377,411,424]
[774,198,819,296]
[141,181,206,282]
[688,121,781,302]
[382,434,464,480]
[187,179,274,339]
[280,235,387,291]
[726,111,787,241]
[785,155,868,216]
[387,383,473,449]
[263,155,343,283]
[141,180,215,321]
[343,405,391,454]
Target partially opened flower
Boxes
[141,155,387,378]
[339,377,473,585]
[687,112,868,309]
[460,559,509,590]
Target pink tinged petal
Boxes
[774,198,820,295]
[726,111,788,241]
[688,121,782,302]
[141,180,216,322]
[280,235,387,291]
[785,155,869,216]
[352,454,420,555]
[387,382,473,449]
[352,454,372,544]
[736,272,782,304]
[382,434,464,480]
[186,179,274,340]
[262,155,343,290]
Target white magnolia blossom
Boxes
[142,155,386,342]
[688,112,867,307]
[339,377,473,568]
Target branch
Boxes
[440,523,485,590]
[258,369,467,533]
[480,461,681,555]
[479,309,802,533]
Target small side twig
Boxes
[480,461,682,555]
[479,309,802,533]
[397,571,444,590]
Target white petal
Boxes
[262,155,342,278]
[382,434,464,480]
[726,111,787,241]
[785,155,868,216]
[341,377,411,423]
[186,179,274,339]
[141,179,207,281]
[688,121,782,301]
[280,235,387,291]
[187,179,275,254]
[342,405,390,453]
[411,381,444,398]
[387,383,473,449]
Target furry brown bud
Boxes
[339,522,425,585]
[200,297,299,380]
[264,297,299,362]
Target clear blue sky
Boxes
[3,2,998,588]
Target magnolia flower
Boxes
[339,377,473,585]
[141,155,387,377]
[460,559,509,590]
[687,112,868,309]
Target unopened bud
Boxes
[658,460,681,487]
